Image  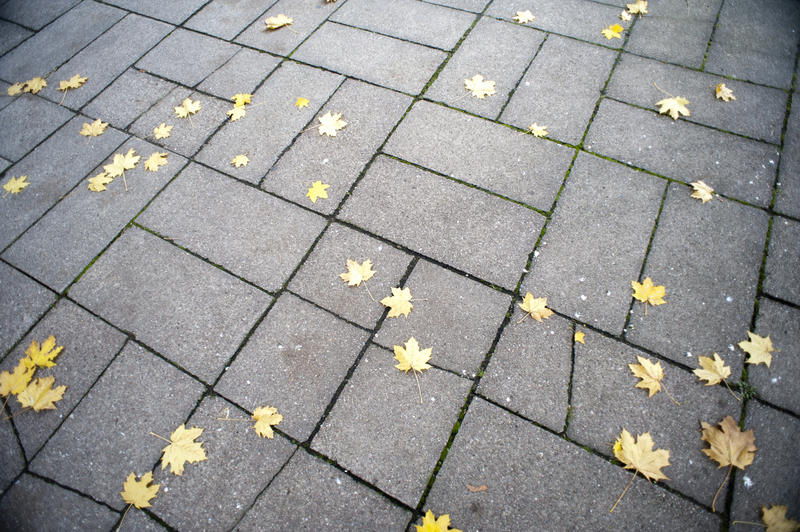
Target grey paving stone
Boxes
[138,163,325,293]
[83,69,176,130]
[0,261,55,356]
[523,152,665,335]
[332,0,474,50]
[195,61,342,184]
[0,95,74,161]
[239,450,410,531]
[129,86,230,158]
[426,397,720,531]
[0,1,123,81]
[136,28,239,88]
[499,35,616,144]
[730,400,800,524]
[263,79,411,214]
[312,345,472,506]
[384,101,574,211]
[288,223,412,329]
[102,0,209,25]
[197,48,281,100]
[486,0,626,47]
[339,156,545,290]
[607,53,787,144]
[374,259,510,376]
[0,0,80,30]
[0,157,9,173]
[235,0,340,57]
[0,299,126,459]
[216,293,369,441]
[478,310,571,432]
[149,396,296,530]
[705,0,800,89]
[626,183,768,374]
[0,116,127,251]
[625,0,721,68]
[585,98,779,207]
[0,82,14,111]
[3,138,185,293]
[118,510,166,532]
[185,0,272,41]
[29,341,204,510]
[0,20,32,56]
[0,421,24,494]
[748,298,800,416]
[425,17,543,119]
[763,217,800,306]
[776,97,800,218]
[568,330,740,506]
[37,14,172,110]
[292,22,446,94]
[69,227,271,383]
[425,0,489,12]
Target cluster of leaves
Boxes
[0,336,66,417]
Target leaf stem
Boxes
[59,89,67,106]
[413,369,423,404]
[610,470,637,513]
[149,432,171,444]
[652,82,674,98]
[0,407,30,423]
[449,92,471,105]
[362,281,376,303]
[723,379,742,401]
[215,417,250,422]
[122,171,128,192]
[730,520,765,528]
[662,383,681,406]
[116,503,132,531]
[712,465,732,512]
[516,313,529,325]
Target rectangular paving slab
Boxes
[0,95,74,161]
[0,421,24,494]
[312,344,472,507]
[0,262,55,356]
[384,100,574,211]
[102,0,209,25]
[0,20,32,56]
[763,216,800,306]
[185,0,272,41]
[0,0,81,31]
[69,226,271,383]
[522,152,665,335]
[426,397,720,531]
[427,0,490,12]
[776,99,800,218]
[83,69,176,130]
[197,48,281,100]
[339,155,545,290]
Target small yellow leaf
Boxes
[715,83,736,102]
[159,424,207,475]
[513,10,535,24]
[339,259,375,286]
[574,331,585,344]
[381,286,413,318]
[655,96,690,120]
[57,74,88,91]
[317,111,347,136]
[0,361,35,397]
[739,331,774,367]
[306,180,330,203]
[231,154,249,168]
[762,505,800,532]
[265,14,293,30]
[226,106,247,121]
[144,152,168,172]
[528,123,548,137]
[104,149,140,178]
[7,82,24,96]
[602,24,623,40]
[628,355,664,397]
[295,97,309,109]
[613,429,670,481]
[518,292,553,322]
[87,172,113,192]
[693,353,731,386]
[231,93,252,107]
[174,98,201,118]
[121,472,159,509]
[626,0,648,15]
[690,180,714,203]
[620,10,632,21]
[2,175,30,196]
[416,509,462,532]
[631,277,666,308]
[23,335,63,369]
[79,118,108,137]
[17,376,66,411]
[394,337,432,373]
[153,123,172,139]
[23,77,47,94]
[464,74,496,99]
[252,405,282,438]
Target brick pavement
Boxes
[0,1,798,530]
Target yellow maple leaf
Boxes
[626,0,648,15]
[306,180,330,203]
[528,123,548,137]
[416,509,462,532]
[0,361,35,397]
[518,292,553,322]
[715,83,736,102]
[23,335,63,369]
[602,24,624,40]
[252,405,283,438]
[631,277,666,314]
[513,10,535,24]
[159,424,207,475]
[739,331,774,367]
[17,376,66,411]
[611,428,670,512]
[574,331,586,344]
[57,74,88,91]
[231,154,249,168]
[121,472,159,509]
[339,258,375,286]
[701,415,756,511]
[317,111,347,136]
[23,77,47,94]
[104,148,140,178]
[620,10,632,21]
[174,97,201,118]
[381,286,413,318]
[153,123,172,139]
[762,505,800,532]
[265,14,293,30]
[87,172,113,192]
[694,353,731,386]
[295,97,309,109]
[226,106,246,121]
[79,118,108,137]
[144,152,168,172]
[656,96,690,120]
[628,355,664,397]
[2,175,30,197]
[394,337,432,373]
[7,82,24,96]
[464,74,496,99]
[690,180,714,203]
[231,93,252,107]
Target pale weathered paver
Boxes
[83,69,176,130]
[0,261,56,355]
[763,216,800,306]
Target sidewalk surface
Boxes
[1,0,799,530]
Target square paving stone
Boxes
[235,0,341,57]
[69,227,271,383]
[385,101,573,211]
[586,98,779,207]
[0,422,24,494]
[149,396,296,530]
[195,61,343,184]
[426,397,720,531]
[197,48,281,100]
[0,1,123,81]
[0,95,74,161]
[0,261,56,356]
[426,0,490,12]
[626,183,768,373]
[138,163,326,293]
[331,0,474,50]
[522,152,665,335]
[0,473,119,530]
[185,0,272,41]
[288,223,412,329]
[0,299,126,459]
[3,138,186,293]
[29,341,205,509]
[292,22,446,95]
[312,345,472,507]
[238,449,410,530]
[129,86,230,158]
[568,330,741,507]
[625,0,721,68]
[776,95,800,218]
[0,116,126,251]
[83,69,176,130]
[763,216,800,306]
[102,0,209,25]
[136,28,239,88]
[748,298,800,416]
[705,0,800,89]
[730,401,800,524]
[339,156,545,290]
[607,53,787,145]
[215,293,369,441]
[263,79,412,214]
[425,16,544,120]
[499,35,616,144]
[374,259,510,377]
[0,0,80,30]
[478,309,571,432]
[0,20,32,56]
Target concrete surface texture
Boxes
[0,0,798,530]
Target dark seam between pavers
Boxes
[495,33,550,119]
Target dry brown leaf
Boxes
[701,415,756,511]
[611,429,670,511]
[466,484,488,493]
[762,505,800,532]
